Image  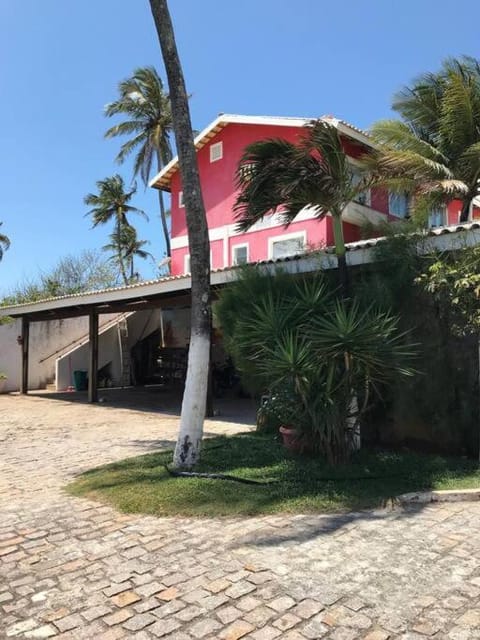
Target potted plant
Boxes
[0,373,7,394]
[261,385,307,453]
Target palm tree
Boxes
[103,224,154,282]
[370,56,480,223]
[149,0,211,468]
[0,222,10,262]
[105,66,173,257]
[234,119,371,293]
[84,175,147,285]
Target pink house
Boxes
[150,114,479,276]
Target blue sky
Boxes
[0,0,479,293]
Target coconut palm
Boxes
[105,66,173,257]
[0,222,10,262]
[370,56,480,222]
[103,224,154,282]
[84,175,147,285]
[149,0,212,468]
[234,119,371,293]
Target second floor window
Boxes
[179,191,184,208]
[428,205,447,228]
[351,168,371,207]
[210,141,223,163]
[232,244,249,265]
[389,192,409,218]
[269,233,306,260]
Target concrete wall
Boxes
[0,316,89,392]
[55,314,125,391]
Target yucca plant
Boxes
[216,268,416,464]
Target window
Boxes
[184,254,190,274]
[389,192,409,218]
[269,232,306,260]
[351,168,371,207]
[428,205,446,228]
[232,244,249,265]
[178,191,184,208]
[210,141,223,163]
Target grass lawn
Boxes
[67,431,480,517]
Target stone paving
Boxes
[2,392,480,639]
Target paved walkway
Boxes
[2,393,480,639]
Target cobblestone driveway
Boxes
[2,393,480,639]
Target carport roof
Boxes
[2,222,480,321]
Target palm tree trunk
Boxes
[331,211,349,296]
[157,151,171,261]
[116,218,129,286]
[460,198,472,223]
[149,0,211,468]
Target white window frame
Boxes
[178,191,184,208]
[268,231,307,260]
[389,191,409,218]
[183,253,190,273]
[232,243,249,266]
[210,141,223,163]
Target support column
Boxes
[20,317,29,395]
[88,309,99,403]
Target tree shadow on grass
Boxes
[68,432,480,531]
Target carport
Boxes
[0,271,227,403]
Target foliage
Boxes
[0,222,10,262]
[234,119,372,291]
[0,372,7,380]
[369,56,480,222]
[215,268,415,463]
[1,249,120,305]
[105,66,173,256]
[84,174,147,285]
[416,245,480,336]
[68,432,480,517]
[102,224,153,282]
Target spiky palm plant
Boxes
[105,66,173,257]
[0,222,10,262]
[234,119,371,293]
[370,56,480,223]
[84,175,147,285]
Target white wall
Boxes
[55,314,124,391]
[0,316,89,392]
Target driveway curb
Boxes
[398,487,480,504]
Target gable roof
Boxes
[149,113,372,192]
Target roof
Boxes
[2,222,479,321]
[149,113,372,191]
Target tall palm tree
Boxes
[370,56,480,222]
[105,66,173,257]
[234,119,371,293]
[103,224,154,282]
[84,175,147,285]
[0,222,10,262]
[149,0,211,468]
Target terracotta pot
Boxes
[0,379,7,394]
[279,425,303,452]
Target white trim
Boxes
[184,254,190,274]
[268,231,307,260]
[210,141,223,162]
[171,203,387,251]
[231,243,249,265]
[149,113,372,190]
[179,191,184,208]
